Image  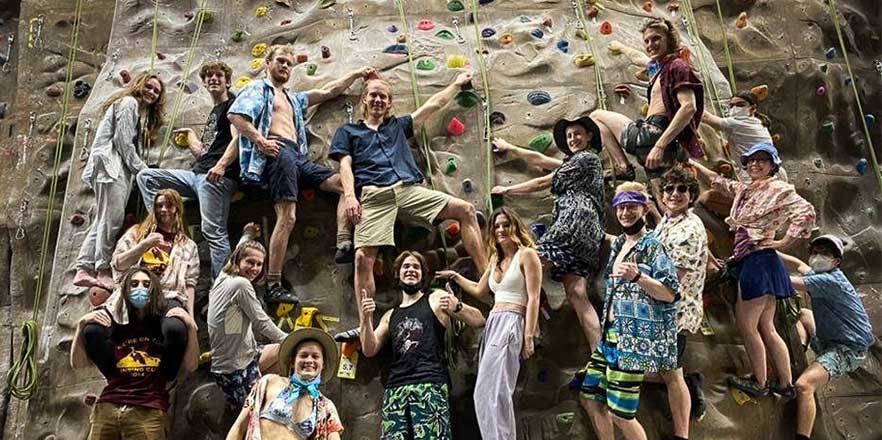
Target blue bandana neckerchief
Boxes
[647,60,662,79]
[281,373,322,404]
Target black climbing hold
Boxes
[481,28,495,38]
[527,90,551,105]
[865,114,876,128]
[383,44,408,55]
[531,28,544,39]
[0,102,7,119]
[478,0,494,4]
[825,47,836,59]
[519,16,530,23]
[491,193,504,209]
[531,223,547,239]
[856,158,869,175]
[73,80,92,99]
[321,46,331,59]
[489,111,506,126]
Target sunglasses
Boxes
[663,184,689,194]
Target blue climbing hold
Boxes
[865,114,876,128]
[825,47,836,59]
[387,24,398,33]
[481,27,495,38]
[557,39,569,53]
[519,15,530,23]
[527,90,552,105]
[383,44,408,55]
[845,77,852,86]
[462,179,474,193]
[531,28,544,39]
[856,158,869,176]
[531,223,547,239]
[478,0,494,4]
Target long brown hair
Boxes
[102,71,165,142]
[393,251,430,291]
[120,266,165,318]
[222,240,267,284]
[486,207,535,269]
[133,189,189,244]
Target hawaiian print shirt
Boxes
[228,78,310,183]
[713,175,816,260]
[654,210,708,334]
[602,233,681,373]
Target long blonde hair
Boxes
[102,71,165,143]
[486,207,535,269]
[133,189,189,244]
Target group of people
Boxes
[67,15,873,440]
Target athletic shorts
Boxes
[580,332,645,420]
[211,355,261,411]
[265,136,335,202]
[382,382,451,440]
[811,339,867,378]
[735,249,794,301]
[621,115,686,178]
[355,183,452,248]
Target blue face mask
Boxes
[128,287,150,310]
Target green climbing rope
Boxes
[467,0,495,213]
[7,0,85,401]
[713,0,737,91]
[573,0,608,111]
[825,0,882,193]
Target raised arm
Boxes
[492,174,554,196]
[687,158,719,186]
[647,88,697,169]
[306,67,376,106]
[412,71,472,128]
[493,137,562,171]
[111,229,163,277]
[436,268,491,301]
[437,288,486,328]
[608,40,651,67]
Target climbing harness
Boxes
[825,0,882,192]
[7,0,85,402]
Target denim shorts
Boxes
[265,136,335,202]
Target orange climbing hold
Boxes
[446,221,461,238]
[750,84,769,102]
[600,21,613,35]
[736,12,748,29]
[643,1,653,13]
[296,54,308,63]
[499,32,514,45]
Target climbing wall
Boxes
[1,0,880,439]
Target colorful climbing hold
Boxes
[750,84,769,102]
[481,28,496,38]
[119,69,132,84]
[447,54,468,68]
[301,188,316,201]
[319,0,335,8]
[447,0,465,12]
[174,131,189,147]
[70,213,85,227]
[529,133,553,153]
[447,117,466,136]
[518,16,530,23]
[234,76,253,89]
[541,16,553,28]
[825,47,836,59]
[445,221,461,238]
[575,29,589,41]
[255,6,269,17]
[321,46,331,59]
[251,43,268,57]
[643,1,653,13]
[856,158,869,175]
[527,90,552,105]
[249,58,264,70]
[387,24,398,33]
[815,85,826,96]
[46,84,62,97]
[444,157,458,175]
[531,28,544,39]
[668,1,680,15]
[280,18,292,26]
[499,32,514,45]
[614,83,632,104]
[462,179,474,193]
[865,114,876,128]
[819,63,828,73]
[557,39,569,53]
[383,44,408,55]
[844,77,852,86]
[573,54,595,67]
[531,223,547,239]
[772,133,782,144]
[417,19,435,31]
[296,54,308,63]
[436,29,456,40]
[304,226,320,240]
[599,21,613,35]
[640,103,650,116]
[491,193,504,209]
[306,63,318,76]
[479,0,494,4]
[89,287,111,308]
[736,12,748,29]
[231,30,247,42]
[397,34,407,43]
[587,6,599,21]
[821,120,835,134]
[556,412,575,425]
[489,111,506,126]
[455,90,480,108]
[416,58,437,71]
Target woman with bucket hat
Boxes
[226,327,343,440]
[491,116,606,350]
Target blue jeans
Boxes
[137,168,237,277]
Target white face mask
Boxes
[728,106,750,118]
[809,255,836,273]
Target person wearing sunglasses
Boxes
[689,142,816,399]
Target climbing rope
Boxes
[149,0,161,71]
[155,0,211,166]
[466,0,495,213]
[713,0,737,91]
[825,0,882,193]
[7,0,85,401]
[573,0,608,110]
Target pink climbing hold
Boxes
[643,1,653,13]
[447,117,465,136]
[417,19,435,31]
[600,21,613,35]
[816,85,826,96]
[587,6,599,20]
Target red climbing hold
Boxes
[296,54,308,63]
[301,188,316,201]
[89,287,111,308]
[446,221,461,238]
[600,21,613,35]
[70,213,85,227]
[587,6,599,20]
[417,19,435,31]
[447,117,465,136]
[120,69,132,84]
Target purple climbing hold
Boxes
[478,0,494,4]
[856,158,868,176]
[321,46,331,59]
[481,28,495,38]
[844,77,852,86]
[531,28,544,39]
[557,39,569,53]
[387,24,398,33]
[462,178,474,193]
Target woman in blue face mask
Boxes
[227,327,343,440]
[70,267,199,440]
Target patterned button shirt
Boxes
[228,78,310,183]
[655,210,708,334]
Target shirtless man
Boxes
[591,18,704,201]
[228,44,374,303]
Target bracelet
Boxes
[631,271,642,283]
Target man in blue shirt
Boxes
[329,72,488,321]
[228,44,374,303]
[780,235,875,440]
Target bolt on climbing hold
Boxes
[499,33,514,45]
[418,19,435,31]
[575,29,589,41]
[821,120,835,134]
[397,34,407,43]
[300,188,316,202]
[383,44,408,55]
[481,28,496,38]
[557,39,569,53]
[856,158,869,175]
[825,47,836,59]
[249,58,264,70]
[819,63,828,74]
[573,54,595,67]
[70,213,85,227]
[46,84,63,97]
[416,58,437,71]
[772,133,782,144]
[321,46,331,59]
[865,114,876,128]
[446,221,461,238]
[529,133,553,153]
[668,1,679,16]
[447,0,465,11]
[231,29,248,42]
[531,223,547,238]
[556,412,576,425]
[296,54,308,63]
[736,12,748,29]
[174,131,190,147]
[750,84,769,102]
[599,21,613,35]
[844,77,852,86]
[252,43,268,57]
[527,90,552,105]
[89,287,111,308]
[444,157,458,174]
[455,90,480,108]
[643,1,653,13]
[815,85,827,96]
[491,193,504,209]
[461,179,474,193]
[531,28,544,39]
[489,111,506,125]
[306,63,318,76]
[304,226,321,239]
[447,117,466,136]
[234,76,253,89]
[436,30,455,41]
[614,84,632,104]
[387,24,398,33]
[255,6,269,17]
[0,101,7,119]
[587,6,599,22]
[319,0,335,8]
[447,54,468,68]
[28,14,44,49]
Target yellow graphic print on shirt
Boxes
[141,246,171,276]
[116,345,161,376]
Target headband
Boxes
[612,191,648,208]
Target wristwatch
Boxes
[453,301,463,313]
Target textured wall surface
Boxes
[1,0,880,439]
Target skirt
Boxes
[736,248,794,301]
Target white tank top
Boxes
[488,249,528,306]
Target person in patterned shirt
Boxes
[581,182,680,440]
[649,167,709,438]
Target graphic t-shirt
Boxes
[141,230,176,277]
[193,92,240,180]
[97,316,170,411]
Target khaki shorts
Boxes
[89,402,167,440]
[355,183,452,248]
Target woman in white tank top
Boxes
[437,207,542,440]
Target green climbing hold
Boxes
[319,0,336,8]
[416,58,436,71]
[491,193,505,210]
[306,63,318,76]
[556,412,575,425]
[435,29,456,40]
[529,133,553,153]
[444,157,458,175]
[231,30,247,42]
[447,0,465,11]
[455,90,480,108]
[822,120,835,134]
[304,226,320,239]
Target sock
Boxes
[795,435,810,440]
[267,272,281,286]
[336,230,353,249]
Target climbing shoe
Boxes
[685,372,707,421]
[727,374,768,398]
[334,327,361,343]
[769,381,797,403]
[335,241,354,264]
[266,282,300,306]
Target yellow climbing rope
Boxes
[7,0,85,401]
[713,0,737,91]
[467,0,495,213]
[825,0,882,193]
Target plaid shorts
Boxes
[580,330,645,420]
[211,356,261,411]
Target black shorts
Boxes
[621,115,687,178]
[265,137,335,202]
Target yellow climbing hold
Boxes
[235,76,253,89]
[640,103,649,116]
[447,54,468,68]
[249,58,264,70]
[251,43,268,57]
[174,132,189,147]
[573,54,595,67]
[255,6,269,17]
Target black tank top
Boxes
[386,293,449,388]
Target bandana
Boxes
[612,191,648,208]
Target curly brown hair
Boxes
[199,60,232,84]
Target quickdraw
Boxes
[347,7,358,41]
[27,14,44,49]
[451,17,466,45]
[344,101,354,124]
[1,33,13,73]
[77,118,93,163]
[104,48,120,81]
[15,199,29,240]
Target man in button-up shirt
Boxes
[330,72,488,320]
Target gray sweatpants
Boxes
[475,310,524,440]
[76,177,131,272]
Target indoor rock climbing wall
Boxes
[1,0,880,439]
